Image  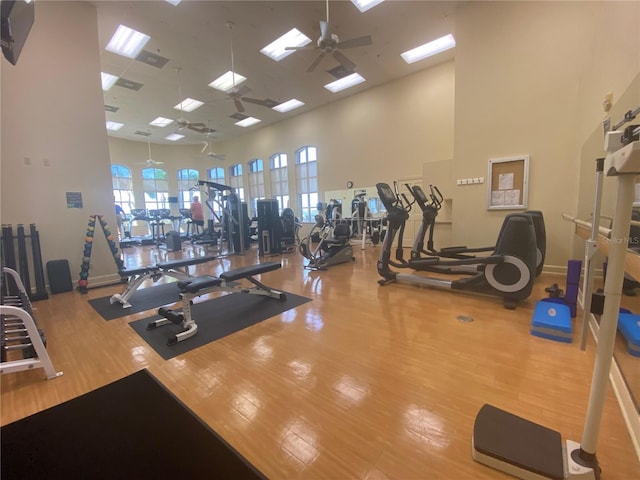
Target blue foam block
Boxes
[531,301,572,343]
[541,297,577,318]
[618,313,640,357]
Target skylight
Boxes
[260,28,312,61]
[101,72,118,91]
[106,121,124,131]
[105,25,150,59]
[235,117,261,127]
[149,117,174,127]
[324,73,366,93]
[273,99,305,113]
[165,133,184,141]
[208,71,247,92]
[173,98,204,112]
[401,34,456,64]
[165,0,182,5]
[351,0,385,13]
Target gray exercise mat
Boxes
[129,291,312,360]
[88,282,182,320]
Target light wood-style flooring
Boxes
[2,242,639,479]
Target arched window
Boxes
[177,168,199,208]
[142,167,169,212]
[207,167,226,219]
[111,164,134,213]
[295,146,318,222]
[229,163,244,201]
[270,153,288,214]
[247,158,264,217]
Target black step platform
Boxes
[472,404,564,480]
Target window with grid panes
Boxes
[207,167,226,220]
[142,167,169,212]
[177,168,200,209]
[295,146,318,222]
[111,164,134,213]
[229,163,245,202]
[247,158,265,217]
[270,153,289,214]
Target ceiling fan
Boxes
[286,0,373,73]
[199,123,226,160]
[223,22,278,113]
[136,138,164,166]
[173,67,215,134]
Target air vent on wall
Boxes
[115,78,144,91]
[134,130,152,136]
[327,64,354,79]
[136,50,170,69]
[104,104,120,112]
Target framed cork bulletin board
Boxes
[487,155,529,210]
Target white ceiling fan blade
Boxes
[337,35,372,49]
[234,97,245,113]
[201,142,209,154]
[333,50,356,71]
[307,51,327,72]
[284,45,315,51]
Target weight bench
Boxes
[147,261,284,345]
[110,256,218,308]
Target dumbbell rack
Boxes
[1,267,62,380]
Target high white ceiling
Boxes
[94,0,459,146]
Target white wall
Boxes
[1,1,118,287]
[452,1,639,271]
[217,60,455,195]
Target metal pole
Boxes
[580,158,605,350]
[579,174,634,456]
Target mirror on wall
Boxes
[576,73,640,414]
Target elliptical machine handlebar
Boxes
[429,185,444,210]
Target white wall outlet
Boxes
[461,179,468,185]
[456,179,463,185]
[479,177,484,183]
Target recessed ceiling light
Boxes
[351,0,385,13]
[324,73,366,93]
[165,0,182,5]
[173,98,204,112]
[101,72,118,91]
[149,117,174,127]
[235,117,261,127]
[273,99,305,113]
[401,34,456,64]
[260,28,312,61]
[165,133,184,141]
[105,25,151,59]
[208,71,247,92]
[106,121,124,131]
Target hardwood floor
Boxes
[2,242,639,479]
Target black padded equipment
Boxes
[220,262,281,282]
[473,404,564,480]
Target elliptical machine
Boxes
[299,215,355,270]
[405,183,546,276]
[376,182,538,309]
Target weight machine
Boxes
[194,180,248,255]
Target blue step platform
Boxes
[531,301,572,343]
[618,313,640,357]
